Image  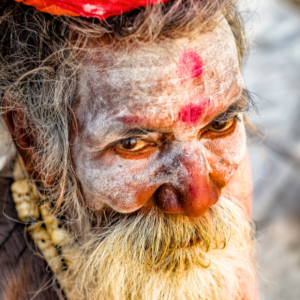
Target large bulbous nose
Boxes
[154,151,219,218]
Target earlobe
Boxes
[2,98,53,186]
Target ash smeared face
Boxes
[71,18,247,218]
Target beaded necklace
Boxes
[11,158,79,299]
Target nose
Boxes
[154,150,219,218]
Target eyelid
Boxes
[113,133,161,148]
[124,132,162,143]
[199,115,240,139]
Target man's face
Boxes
[72,18,247,218]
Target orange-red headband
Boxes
[15,0,171,20]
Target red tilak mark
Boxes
[178,98,208,125]
[117,116,145,125]
[178,50,203,80]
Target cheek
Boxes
[203,122,246,188]
[72,147,161,213]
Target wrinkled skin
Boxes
[71,18,252,218]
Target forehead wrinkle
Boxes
[85,68,179,112]
[95,68,180,95]
[83,23,240,109]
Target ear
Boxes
[2,97,54,186]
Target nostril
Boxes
[155,184,183,214]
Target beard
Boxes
[59,197,255,300]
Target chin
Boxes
[61,197,256,300]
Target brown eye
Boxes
[208,119,234,132]
[118,138,147,152]
[121,138,138,150]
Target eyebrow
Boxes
[213,88,255,122]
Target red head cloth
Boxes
[15,0,171,19]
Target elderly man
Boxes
[0,0,257,299]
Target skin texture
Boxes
[71,18,250,218]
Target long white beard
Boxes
[61,197,255,300]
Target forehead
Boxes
[77,18,243,130]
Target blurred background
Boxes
[0,0,299,298]
[242,0,300,298]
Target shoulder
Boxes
[0,175,63,300]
